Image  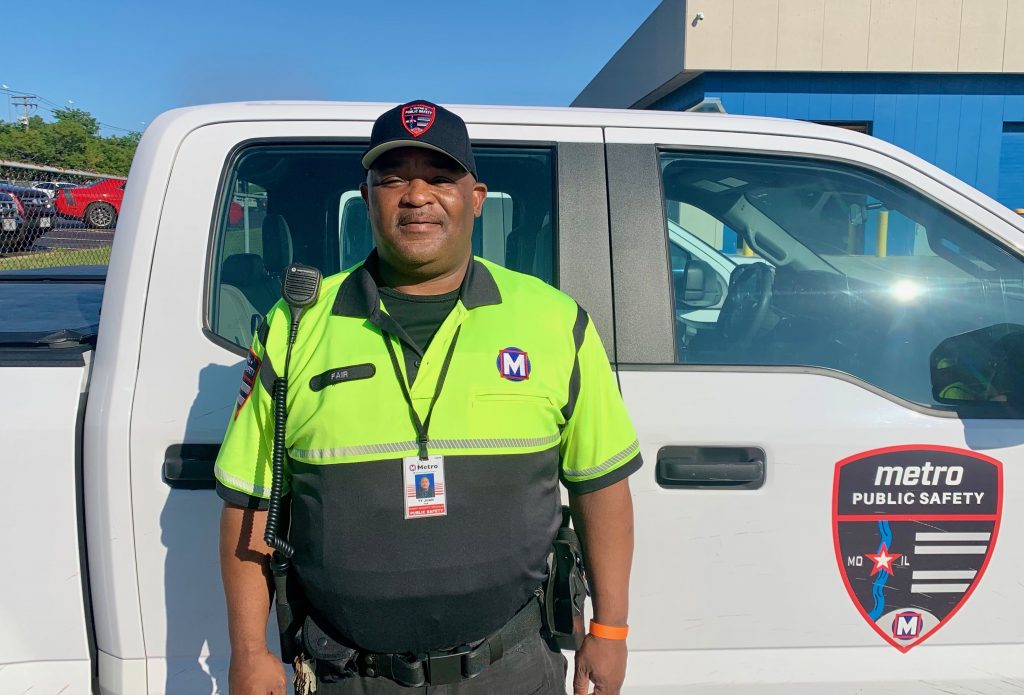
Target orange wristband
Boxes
[589,620,629,640]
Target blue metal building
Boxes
[649,73,1024,210]
[574,1,1024,211]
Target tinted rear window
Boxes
[0,268,104,343]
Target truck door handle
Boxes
[656,446,765,490]
[163,443,220,489]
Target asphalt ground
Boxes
[33,224,114,250]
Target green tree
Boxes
[50,107,100,135]
[0,107,138,176]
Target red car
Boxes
[55,178,126,229]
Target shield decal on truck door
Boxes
[832,445,1002,652]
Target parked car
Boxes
[3,102,1024,695]
[33,181,78,199]
[0,183,54,247]
[55,177,126,229]
[0,192,24,250]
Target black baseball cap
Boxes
[361,100,478,179]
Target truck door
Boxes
[605,128,1024,693]
[130,118,607,694]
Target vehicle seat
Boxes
[504,163,553,283]
[222,253,279,316]
[340,202,374,269]
[262,214,294,281]
[531,217,553,284]
[217,284,261,347]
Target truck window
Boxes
[208,144,557,349]
[0,270,103,347]
[660,151,1024,412]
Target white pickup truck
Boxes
[4,102,1024,695]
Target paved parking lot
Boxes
[34,224,114,251]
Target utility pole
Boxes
[11,95,37,128]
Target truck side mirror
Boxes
[674,258,724,309]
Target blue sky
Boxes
[3,1,659,135]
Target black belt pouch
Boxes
[541,506,589,650]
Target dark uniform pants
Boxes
[304,631,567,695]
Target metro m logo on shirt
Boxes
[497,347,531,381]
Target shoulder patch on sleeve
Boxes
[235,348,262,419]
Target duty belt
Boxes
[355,596,543,687]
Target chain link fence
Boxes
[0,160,124,271]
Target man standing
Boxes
[216,100,641,694]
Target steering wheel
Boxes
[717,262,775,345]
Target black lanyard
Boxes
[382,325,462,460]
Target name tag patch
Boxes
[309,363,376,392]
[234,349,262,419]
[404,455,447,519]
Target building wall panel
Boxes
[684,0,734,70]
[787,91,811,121]
[850,92,876,122]
[997,125,1024,209]
[731,0,780,70]
[1004,1,1024,72]
[892,93,919,153]
[830,92,854,121]
[777,0,824,70]
[872,93,898,143]
[580,0,1023,108]
[976,95,1007,194]
[1004,94,1024,122]
[764,91,788,118]
[682,0,1019,74]
[867,0,917,71]
[954,97,985,184]
[821,0,871,71]
[743,91,768,117]
[913,94,941,165]
[656,73,1024,199]
[807,88,831,122]
[934,94,964,174]
[913,0,962,72]
[958,0,1008,72]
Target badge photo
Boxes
[832,445,1003,652]
[403,455,447,519]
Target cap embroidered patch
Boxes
[401,103,436,137]
[497,347,530,381]
[234,348,262,419]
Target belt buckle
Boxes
[426,646,470,685]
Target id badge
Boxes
[404,455,447,519]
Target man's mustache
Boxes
[397,213,444,226]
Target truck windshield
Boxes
[0,267,103,345]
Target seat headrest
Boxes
[222,253,268,286]
[262,214,293,274]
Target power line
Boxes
[0,84,136,133]
[34,101,136,134]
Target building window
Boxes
[814,121,872,135]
